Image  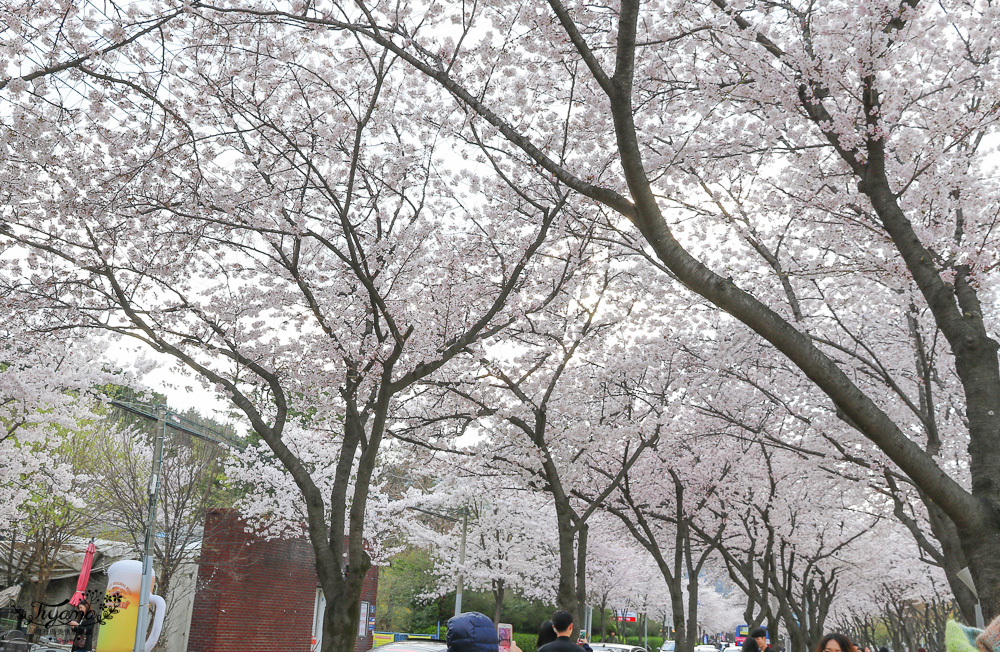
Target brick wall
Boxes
[186,509,377,652]
[355,558,379,652]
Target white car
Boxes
[694,646,719,652]
[590,644,647,652]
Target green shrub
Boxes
[515,632,538,652]
[622,635,664,649]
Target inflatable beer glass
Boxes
[96,560,165,652]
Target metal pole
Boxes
[133,406,166,652]
[455,510,468,617]
[803,594,810,652]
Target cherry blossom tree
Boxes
[8,0,1000,638]
[831,532,951,650]
[602,447,727,652]
[695,577,745,641]
[397,475,560,626]
[586,520,672,642]
[679,311,979,619]
[583,323,897,652]
[2,426,100,638]
[0,304,122,528]
[1,12,575,650]
[419,245,668,624]
[190,0,1000,618]
[0,1,186,95]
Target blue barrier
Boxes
[372,632,442,643]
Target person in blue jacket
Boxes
[447,612,515,652]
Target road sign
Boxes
[615,610,638,622]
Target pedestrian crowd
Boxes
[441,609,955,652]
[445,608,590,652]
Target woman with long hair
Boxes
[69,598,96,652]
[537,621,558,649]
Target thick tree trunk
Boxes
[323,593,360,652]
[685,572,699,649]
[555,505,579,623]
[961,523,1000,622]
[576,526,588,632]
[671,587,688,652]
[321,550,373,652]
[923,500,978,622]
[311,404,380,652]
[550,505,590,629]
[27,575,51,639]
[787,626,808,652]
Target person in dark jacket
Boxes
[69,598,96,651]
[447,612,501,652]
[538,610,586,652]
[537,618,594,652]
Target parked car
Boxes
[661,641,676,652]
[723,645,742,652]
[695,645,719,652]
[590,643,648,652]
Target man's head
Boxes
[751,629,767,650]
[552,610,574,636]
[447,611,498,652]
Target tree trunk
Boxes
[576,526,588,632]
[672,590,687,652]
[554,497,580,622]
[787,626,808,652]
[27,575,51,639]
[923,500,978,622]
[323,593,360,652]
[493,580,506,631]
[685,571,699,649]
[961,523,1000,622]
[321,548,373,652]
[312,404,379,652]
